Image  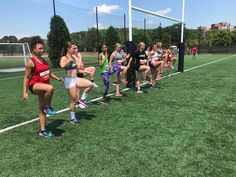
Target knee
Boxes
[47,85,54,93]
[89,82,94,88]
[92,67,96,72]
[70,99,77,106]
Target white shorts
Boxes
[64,77,78,89]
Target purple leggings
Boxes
[101,65,121,95]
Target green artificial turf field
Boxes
[0,54,235,177]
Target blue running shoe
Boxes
[39,130,53,138]
[82,98,90,104]
[44,106,56,116]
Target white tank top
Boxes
[150,51,159,64]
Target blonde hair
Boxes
[138,42,145,49]
[114,43,121,49]
[156,42,162,48]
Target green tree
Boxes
[105,26,121,54]
[231,30,236,44]
[83,28,98,52]
[70,31,87,51]
[47,15,70,67]
[0,35,18,55]
[213,30,231,46]
[161,32,171,48]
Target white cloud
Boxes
[93,23,107,29]
[93,4,120,14]
[153,8,172,15]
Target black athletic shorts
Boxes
[77,73,84,78]
[149,63,155,69]
[29,85,35,94]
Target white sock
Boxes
[81,92,88,100]
[70,112,75,120]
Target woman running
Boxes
[109,43,130,85]
[98,44,122,104]
[133,42,150,93]
[60,42,93,124]
[148,43,164,86]
[23,37,64,138]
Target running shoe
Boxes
[101,97,110,104]
[70,118,79,125]
[121,79,128,85]
[171,65,175,69]
[115,92,123,97]
[39,130,53,138]
[82,97,90,104]
[78,99,89,109]
[113,81,119,85]
[137,90,144,94]
[44,106,56,116]
[93,82,99,88]
[156,75,162,80]
[142,80,149,85]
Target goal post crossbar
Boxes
[131,6,182,23]
[128,0,185,72]
[128,0,185,42]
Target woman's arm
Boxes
[50,73,64,83]
[23,60,34,100]
[60,56,72,68]
[109,52,115,67]
[127,56,132,69]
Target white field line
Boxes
[184,54,236,72]
[0,54,235,134]
[0,70,65,81]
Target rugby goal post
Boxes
[128,0,185,72]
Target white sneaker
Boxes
[142,80,148,84]
[93,82,98,88]
[171,65,175,69]
[78,103,86,109]
[137,90,144,94]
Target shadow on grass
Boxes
[76,111,96,121]
[46,119,65,137]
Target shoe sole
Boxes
[78,104,87,109]
[39,133,53,138]
[70,121,79,125]
[101,101,109,104]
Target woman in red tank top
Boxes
[23,37,64,138]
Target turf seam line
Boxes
[0,54,235,134]
[0,70,65,81]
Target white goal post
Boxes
[128,0,186,72]
[128,0,185,43]
[0,43,32,66]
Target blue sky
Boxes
[0,0,236,39]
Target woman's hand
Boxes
[58,77,64,84]
[23,92,29,100]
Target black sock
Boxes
[91,80,94,83]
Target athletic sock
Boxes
[81,92,88,100]
[70,112,76,120]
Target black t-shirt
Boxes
[133,49,147,69]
